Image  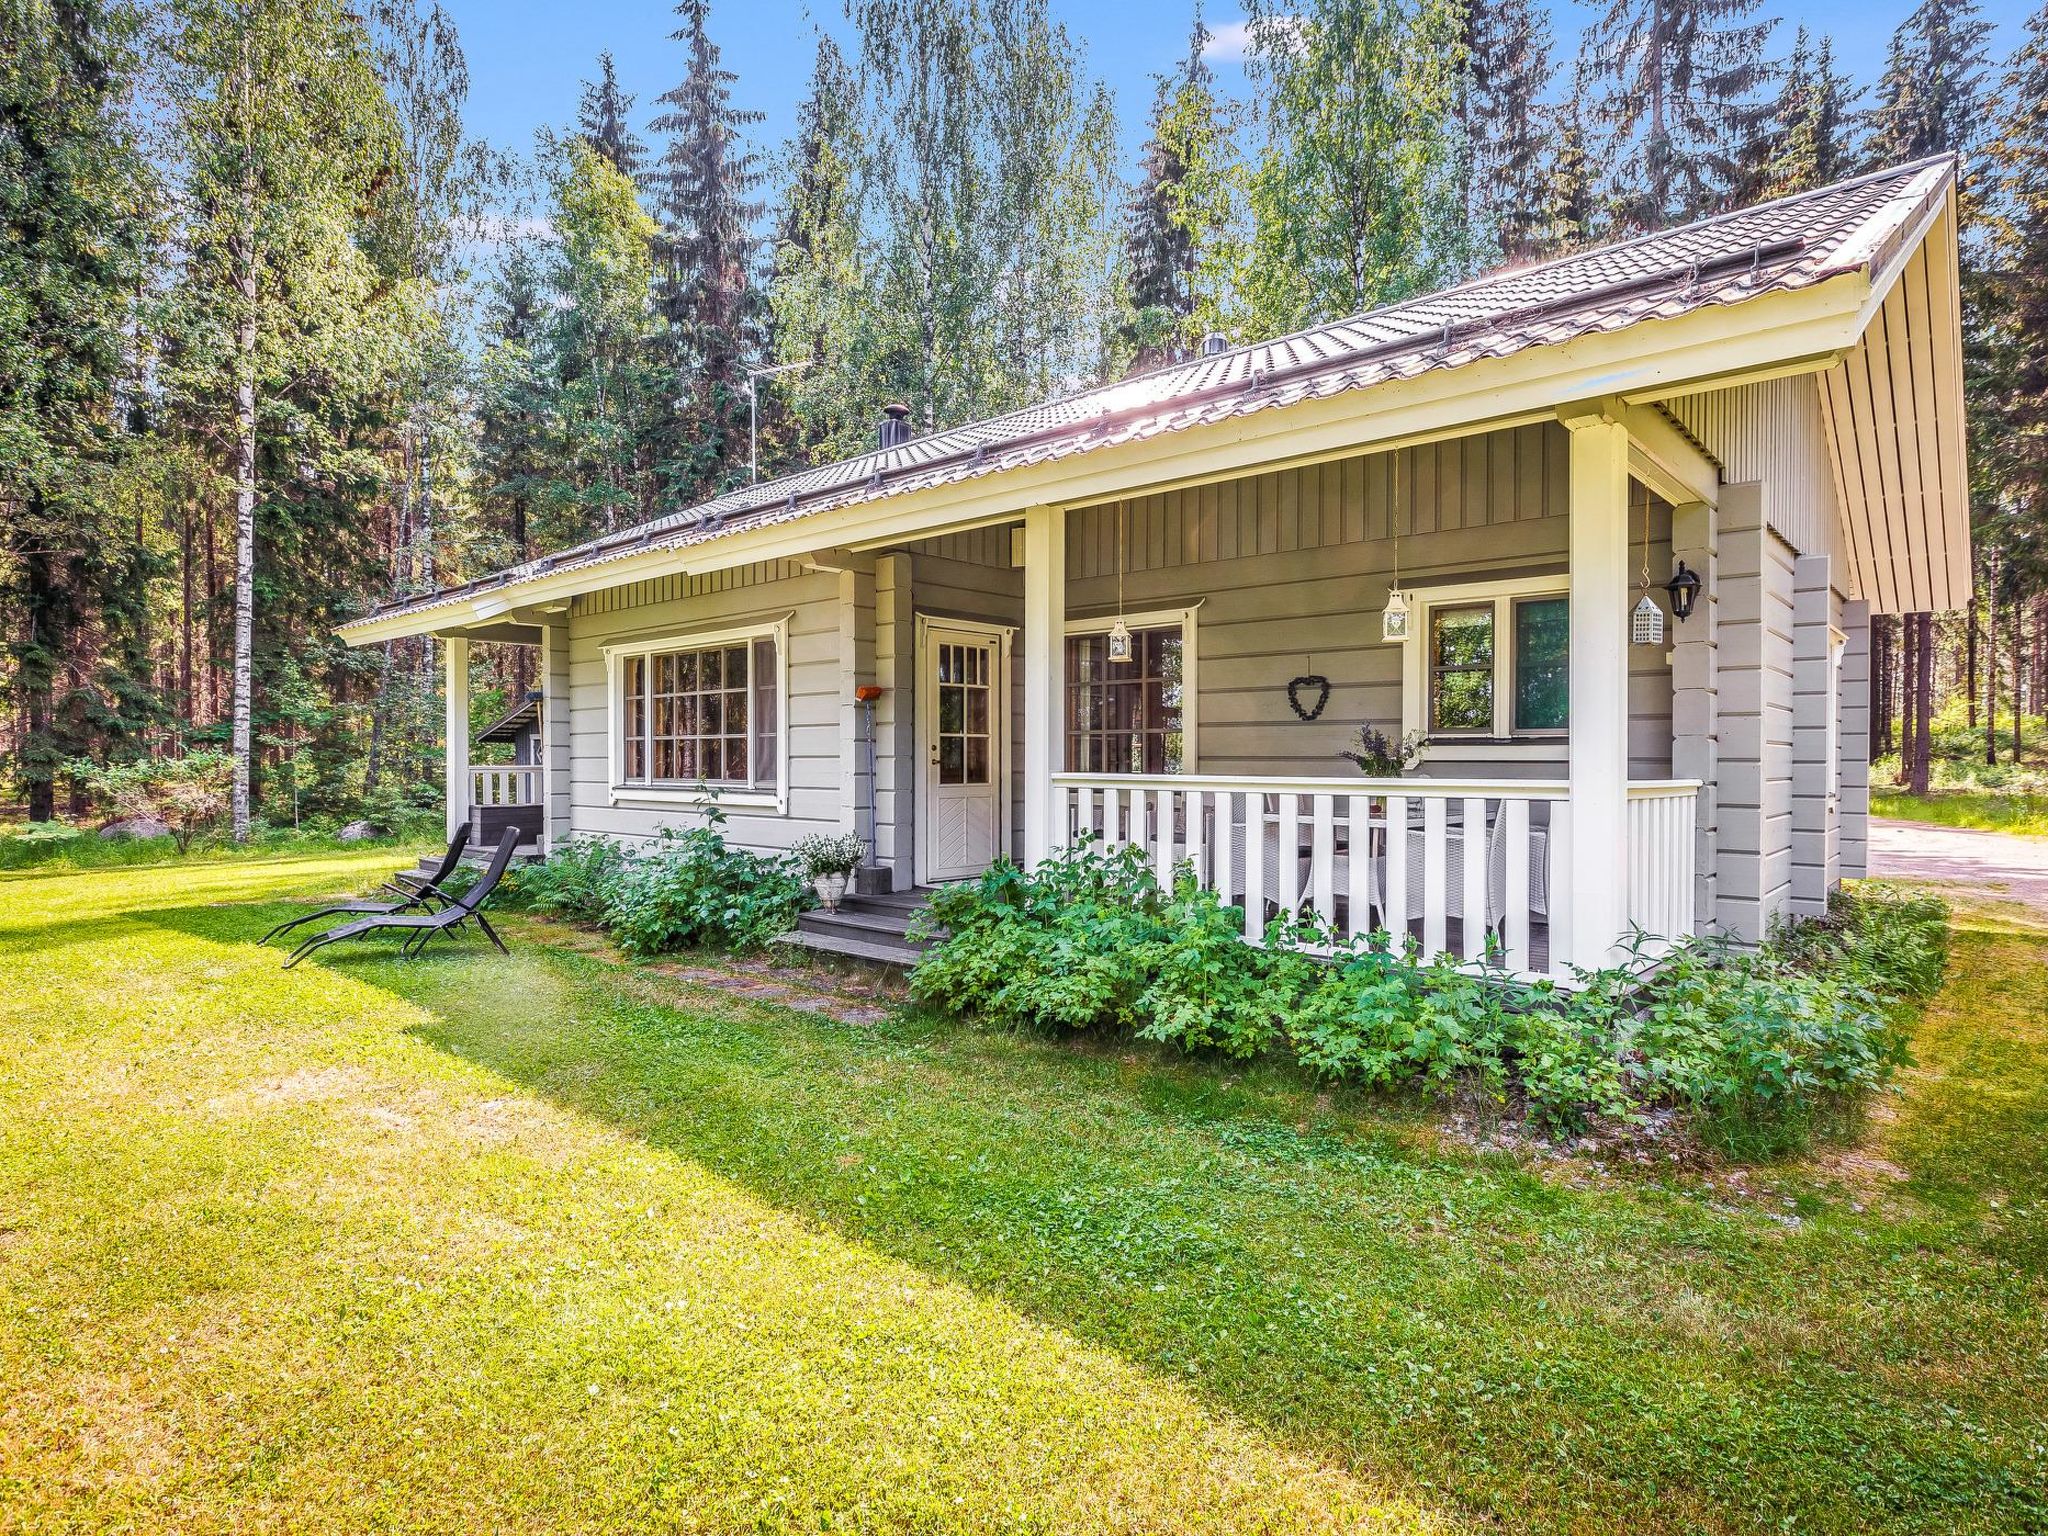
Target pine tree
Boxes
[1760,30,1857,199]
[0,0,152,820]
[1585,0,1776,231]
[1239,0,1475,335]
[1462,0,1554,264]
[578,51,646,179]
[1121,14,1238,368]
[648,0,765,504]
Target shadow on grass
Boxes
[129,891,2048,1536]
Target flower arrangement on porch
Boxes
[794,831,868,912]
[1338,725,1425,778]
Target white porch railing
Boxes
[1050,773,1699,979]
[471,765,540,808]
[1626,780,1699,946]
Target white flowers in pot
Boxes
[793,831,867,912]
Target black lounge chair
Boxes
[259,822,471,945]
[283,827,523,969]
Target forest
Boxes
[2,0,2045,835]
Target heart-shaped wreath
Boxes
[1287,675,1331,722]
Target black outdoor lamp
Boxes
[1665,560,1703,622]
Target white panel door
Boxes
[923,628,1003,882]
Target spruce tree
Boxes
[1121,14,1236,369]
[1585,0,1776,230]
[1760,30,1857,199]
[0,0,151,819]
[648,0,765,504]
[1866,0,1993,203]
[1540,65,1600,253]
[578,51,647,180]
[1462,0,1554,264]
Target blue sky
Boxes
[441,1,2036,175]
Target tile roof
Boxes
[349,155,1955,633]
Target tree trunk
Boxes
[1986,561,1999,766]
[1895,614,1916,785]
[180,494,195,738]
[1910,611,1934,796]
[2015,601,2026,762]
[1966,591,1979,729]
[21,535,57,823]
[229,35,257,843]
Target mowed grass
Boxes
[1873,789,2048,838]
[2,857,2045,1533]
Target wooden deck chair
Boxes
[259,822,471,945]
[283,828,521,969]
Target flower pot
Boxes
[811,871,851,912]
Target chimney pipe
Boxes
[1199,332,1230,357]
[877,401,912,450]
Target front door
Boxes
[922,625,1004,882]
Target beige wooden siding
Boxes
[1065,424,1674,781]
[564,560,844,851]
[1662,375,1843,571]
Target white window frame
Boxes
[1062,604,1201,773]
[603,616,790,813]
[1400,574,1571,763]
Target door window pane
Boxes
[934,641,992,786]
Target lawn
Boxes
[1873,789,2048,838]
[2,854,2044,1533]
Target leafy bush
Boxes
[511,836,629,920]
[910,843,1946,1151]
[603,824,806,957]
[69,751,234,850]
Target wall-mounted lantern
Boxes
[1665,560,1703,623]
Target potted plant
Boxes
[793,831,867,912]
[1338,725,1425,778]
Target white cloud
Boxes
[1201,15,1300,64]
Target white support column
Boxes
[443,635,470,844]
[542,622,571,853]
[1021,503,1066,867]
[1561,406,1632,967]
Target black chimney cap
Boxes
[878,401,913,450]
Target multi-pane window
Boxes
[1428,605,1495,734]
[1066,624,1185,774]
[935,641,993,785]
[1415,589,1570,740]
[1511,597,1569,732]
[619,634,778,789]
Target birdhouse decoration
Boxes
[1630,490,1664,646]
[1632,593,1665,646]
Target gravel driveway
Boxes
[1869,819,2048,911]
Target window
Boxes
[1429,605,1494,734]
[1401,576,1570,747]
[1065,616,1190,774]
[612,628,780,797]
[1512,597,1569,732]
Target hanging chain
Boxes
[1641,489,1652,592]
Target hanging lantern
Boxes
[1665,560,1703,622]
[1107,615,1133,662]
[1381,589,1411,642]
[1632,593,1666,646]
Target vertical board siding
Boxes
[1663,376,1843,573]
[1066,423,1674,781]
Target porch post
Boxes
[1021,502,1066,867]
[443,634,470,845]
[1561,405,1631,967]
[542,622,571,853]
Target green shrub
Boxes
[909,844,1943,1152]
[512,836,629,920]
[602,824,806,957]
[68,751,233,851]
